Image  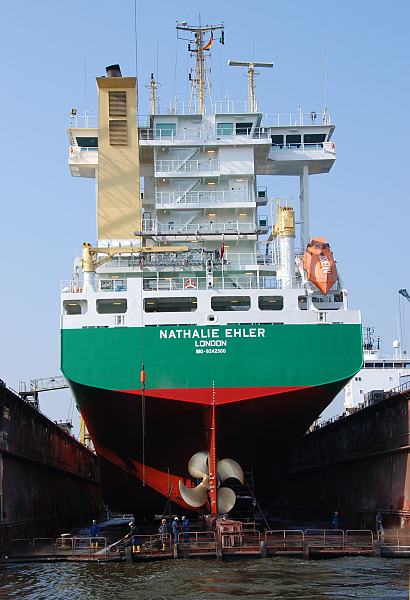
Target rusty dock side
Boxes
[278,383,410,531]
[0,381,104,553]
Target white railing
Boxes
[69,115,98,128]
[261,111,331,127]
[143,275,282,291]
[213,100,253,114]
[155,158,219,174]
[141,220,256,235]
[139,128,270,142]
[270,142,335,154]
[155,190,254,207]
[68,110,332,130]
[61,280,82,293]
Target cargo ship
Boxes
[61,21,362,514]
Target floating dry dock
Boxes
[8,526,408,562]
[279,382,410,531]
[0,381,104,553]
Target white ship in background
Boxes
[344,326,410,412]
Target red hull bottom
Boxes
[69,380,346,514]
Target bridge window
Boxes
[236,122,253,135]
[258,296,284,310]
[271,134,284,147]
[286,134,301,148]
[303,133,326,144]
[216,122,234,136]
[211,296,251,311]
[97,299,127,314]
[76,137,98,148]
[144,297,197,312]
[155,123,176,138]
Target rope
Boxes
[244,478,270,531]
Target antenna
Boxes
[177,20,224,114]
[145,73,160,114]
[228,60,273,113]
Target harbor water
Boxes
[1,557,409,599]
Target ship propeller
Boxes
[179,451,244,514]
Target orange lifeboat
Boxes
[302,237,338,295]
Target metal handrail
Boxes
[155,190,254,206]
[141,219,256,235]
[69,110,332,130]
[304,529,345,547]
[265,530,305,550]
[142,275,281,291]
[155,158,219,173]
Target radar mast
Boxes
[176,20,224,114]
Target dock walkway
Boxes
[4,528,400,563]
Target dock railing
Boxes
[379,529,410,549]
[304,529,345,548]
[345,530,374,551]
[265,530,305,553]
[177,531,217,556]
[221,530,261,552]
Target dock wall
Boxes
[279,390,410,530]
[0,384,104,551]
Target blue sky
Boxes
[1,0,409,428]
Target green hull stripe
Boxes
[61,323,362,391]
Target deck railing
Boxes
[155,190,254,207]
[155,158,219,174]
[140,219,256,235]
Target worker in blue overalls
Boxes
[171,517,179,545]
[182,515,190,544]
[89,519,100,548]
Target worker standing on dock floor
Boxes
[127,521,141,554]
[89,520,100,548]
[182,516,190,543]
[158,518,169,550]
[376,512,384,541]
[172,517,179,545]
[332,511,340,529]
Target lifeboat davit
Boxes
[302,237,338,295]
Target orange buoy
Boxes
[302,237,338,295]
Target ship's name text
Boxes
[159,327,265,340]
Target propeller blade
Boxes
[188,451,209,479]
[178,480,208,508]
[217,458,244,484]
[217,487,237,514]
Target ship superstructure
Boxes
[344,327,410,412]
[61,22,362,514]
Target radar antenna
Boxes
[228,60,273,113]
[176,20,224,114]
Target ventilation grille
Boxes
[109,120,128,146]
[109,91,127,117]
